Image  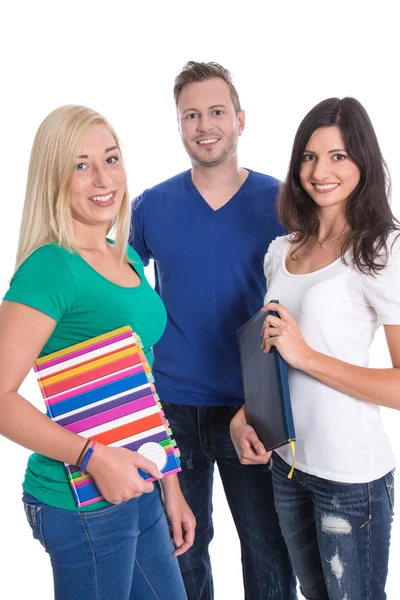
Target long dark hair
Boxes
[279,97,399,273]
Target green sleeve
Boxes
[3,245,75,321]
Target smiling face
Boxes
[69,124,126,227]
[177,77,245,168]
[300,125,361,211]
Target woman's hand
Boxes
[162,482,196,556]
[230,406,271,465]
[87,444,163,504]
[261,302,314,370]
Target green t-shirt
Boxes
[4,243,167,511]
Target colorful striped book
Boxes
[33,326,181,508]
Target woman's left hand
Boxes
[163,490,196,557]
[261,302,313,370]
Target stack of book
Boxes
[34,326,181,507]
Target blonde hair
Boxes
[16,105,130,269]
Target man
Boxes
[130,61,296,600]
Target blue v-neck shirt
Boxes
[130,169,284,407]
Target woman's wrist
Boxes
[298,346,320,374]
[79,440,97,473]
[86,442,107,476]
[75,439,91,467]
[160,474,182,500]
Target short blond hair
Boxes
[16,105,130,269]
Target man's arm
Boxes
[129,192,152,266]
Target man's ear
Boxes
[238,109,245,136]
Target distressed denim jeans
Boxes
[22,488,187,600]
[162,403,297,600]
[271,452,395,600]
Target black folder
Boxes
[237,304,296,451]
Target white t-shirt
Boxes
[264,233,400,483]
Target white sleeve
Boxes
[263,242,274,285]
[361,234,400,325]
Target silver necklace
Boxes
[315,225,348,248]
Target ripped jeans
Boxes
[271,452,395,600]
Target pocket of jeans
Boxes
[384,469,395,512]
[22,497,46,549]
[80,500,128,519]
[324,479,352,485]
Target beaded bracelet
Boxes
[80,440,97,475]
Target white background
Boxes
[1,1,399,598]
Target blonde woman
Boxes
[0,105,194,600]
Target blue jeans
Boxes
[162,403,296,600]
[22,488,187,600]
[271,452,395,600]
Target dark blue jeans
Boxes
[271,452,395,600]
[162,403,296,600]
[22,488,187,600]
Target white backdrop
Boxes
[1,1,399,598]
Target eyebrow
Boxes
[303,148,347,154]
[182,104,227,114]
[78,145,119,158]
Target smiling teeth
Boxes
[314,184,339,190]
[198,138,218,145]
[90,193,114,202]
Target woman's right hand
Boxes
[87,444,164,504]
[230,406,272,465]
